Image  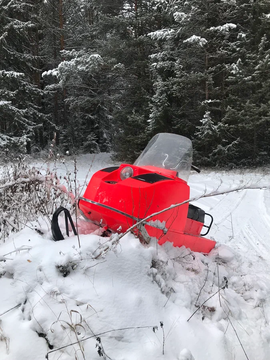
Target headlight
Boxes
[120,166,134,180]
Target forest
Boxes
[1,0,270,166]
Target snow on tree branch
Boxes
[209,23,237,33]
[183,35,207,47]
[148,29,175,40]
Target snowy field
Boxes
[0,154,270,360]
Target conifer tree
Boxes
[111,0,173,161]
[42,0,125,153]
[0,0,48,154]
[214,0,270,165]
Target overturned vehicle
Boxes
[52,133,215,253]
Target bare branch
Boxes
[0,304,21,317]
[106,182,270,248]
[45,325,157,359]
[187,287,223,322]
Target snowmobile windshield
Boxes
[134,133,193,181]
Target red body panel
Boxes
[78,164,216,253]
[184,218,203,235]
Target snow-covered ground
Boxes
[0,154,270,360]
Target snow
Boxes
[173,12,188,23]
[183,35,207,47]
[1,155,270,360]
[210,23,237,33]
[228,58,242,74]
[42,53,103,81]
[148,29,175,40]
[0,71,24,78]
[0,101,11,106]
[42,69,59,78]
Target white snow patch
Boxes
[183,35,207,47]
[0,101,11,106]
[210,23,237,33]
[173,12,188,22]
[0,155,270,359]
[148,29,175,40]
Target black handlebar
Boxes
[191,164,201,173]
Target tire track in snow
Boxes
[206,190,248,244]
[191,172,270,254]
[193,187,248,242]
[190,173,250,214]
[263,188,270,217]
[210,190,248,226]
[238,190,270,258]
[213,188,270,264]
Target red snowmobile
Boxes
[52,133,215,253]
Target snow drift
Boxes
[0,155,270,360]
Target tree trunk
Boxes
[205,51,209,101]
[59,0,64,51]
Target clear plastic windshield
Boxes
[134,133,193,181]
